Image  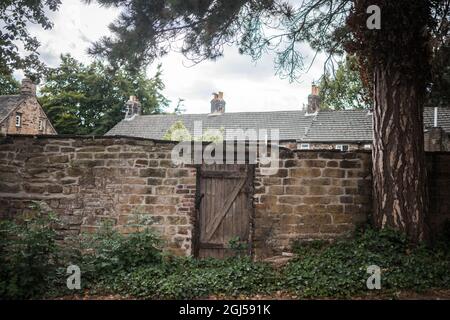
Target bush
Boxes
[0,203,59,299]
[2,208,450,300]
[283,228,450,298]
[63,221,163,293]
[111,257,280,299]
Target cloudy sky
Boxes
[23,0,328,114]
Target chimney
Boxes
[307,83,320,114]
[210,91,225,114]
[21,78,36,97]
[434,107,438,127]
[125,95,142,120]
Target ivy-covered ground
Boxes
[1,207,450,300]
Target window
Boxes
[39,119,44,131]
[363,144,372,150]
[15,113,22,127]
[299,143,310,150]
[335,144,349,152]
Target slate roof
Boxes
[106,107,450,142]
[303,109,373,142]
[0,95,23,122]
[423,107,450,133]
[106,110,315,141]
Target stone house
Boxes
[0,78,57,136]
[107,86,450,152]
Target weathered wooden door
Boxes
[196,164,253,258]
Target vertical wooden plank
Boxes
[198,163,254,259]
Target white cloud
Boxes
[26,0,327,114]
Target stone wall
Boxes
[0,135,195,255]
[427,152,450,235]
[253,149,372,258]
[424,128,450,152]
[0,135,449,259]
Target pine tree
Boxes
[85,0,450,241]
[40,54,169,134]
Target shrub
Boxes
[283,228,450,298]
[111,257,280,299]
[0,202,59,299]
[77,222,163,288]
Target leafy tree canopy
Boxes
[0,73,20,95]
[163,121,192,141]
[163,120,224,142]
[319,55,371,110]
[319,50,450,110]
[86,1,449,81]
[429,38,450,108]
[40,54,169,135]
[0,0,61,80]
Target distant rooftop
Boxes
[106,107,450,142]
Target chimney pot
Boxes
[311,83,319,96]
[210,91,225,114]
[125,95,142,120]
[21,78,36,97]
[307,83,320,114]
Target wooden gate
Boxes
[195,164,254,258]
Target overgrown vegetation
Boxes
[0,203,59,299]
[1,204,450,300]
[285,229,450,298]
[163,121,225,142]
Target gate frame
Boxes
[192,163,255,258]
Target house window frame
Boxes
[15,113,22,127]
[38,119,44,131]
[299,143,310,150]
[335,144,349,152]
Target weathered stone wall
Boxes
[424,128,450,152]
[427,152,450,235]
[1,135,449,259]
[0,135,195,255]
[253,149,372,258]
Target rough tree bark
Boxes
[348,1,431,242]
[372,65,428,241]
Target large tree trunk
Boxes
[347,0,431,242]
[372,65,428,241]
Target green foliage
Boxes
[228,236,248,257]
[201,128,225,143]
[79,222,163,278]
[2,210,450,299]
[283,228,450,298]
[0,202,59,299]
[163,121,192,141]
[39,54,169,135]
[86,0,352,79]
[319,56,372,110]
[429,40,450,108]
[113,257,279,299]
[0,73,20,95]
[85,0,447,84]
[163,121,224,142]
[0,0,61,78]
